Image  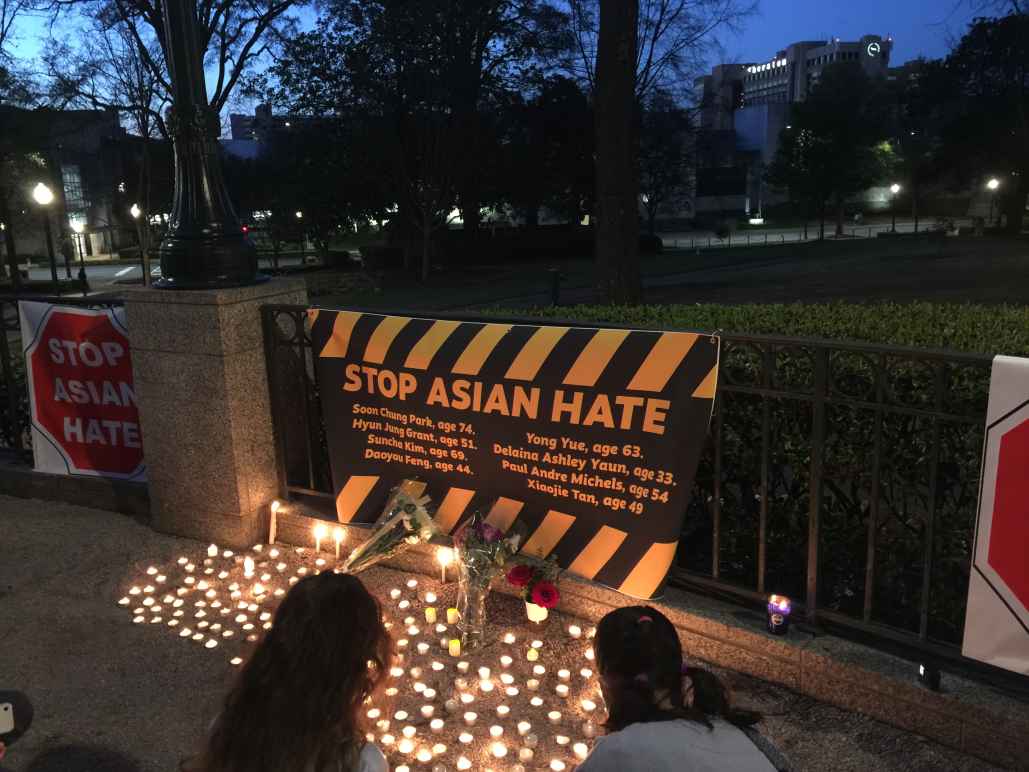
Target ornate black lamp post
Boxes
[155,1,263,289]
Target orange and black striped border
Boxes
[310,310,719,599]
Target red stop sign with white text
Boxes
[20,302,145,479]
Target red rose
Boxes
[507,564,534,588]
[530,580,560,609]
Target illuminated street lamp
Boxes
[130,203,151,287]
[986,178,1001,226]
[69,219,88,289]
[889,183,901,233]
[31,182,59,293]
[295,210,303,219]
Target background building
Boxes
[693,35,895,215]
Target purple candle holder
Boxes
[766,594,792,636]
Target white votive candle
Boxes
[558,669,571,681]
[496,705,510,718]
[500,655,513,668]
[526,679,539,690]
[463,712,477,726]
[526,649,539,662]
[556,684,569,697]
[547,710,562,724]
[568,625,582,639]
[430,719,444,733]
[458,732,473,745]
[581,698,597,712]
[517,721,531,736]
[420,705,434,718]
[556,735,570,746]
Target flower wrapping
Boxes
[342,479,437,574]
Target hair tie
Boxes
[637,615,653,624]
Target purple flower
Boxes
[477,522,503,543]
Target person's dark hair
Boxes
[25,744,141,772]
[185,572,392,772]
[594,606,759,732]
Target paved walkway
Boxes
[0,496,1002,771]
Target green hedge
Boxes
[496,301,1029,356]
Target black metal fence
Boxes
[0,294,125,464]
[262,304,996,666]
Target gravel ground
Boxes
[0,497,1005,771]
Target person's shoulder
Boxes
[356,742,387,772]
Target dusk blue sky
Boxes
[8,0,985,78]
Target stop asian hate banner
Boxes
[310,310,719,599]
[19,301,145,480]
[962,355,1029,675]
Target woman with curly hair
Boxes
[577,605,777,772]
[184,572,392,772]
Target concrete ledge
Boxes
[0,461,149,519]
[274,504,1029,769]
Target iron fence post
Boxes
[806,348,829,622]
[757,347,773,594]
[863,353,885,622]
[919,363,946,640]
[0,302,24,456]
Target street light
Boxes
[155,1,259,288]
[295,210,303,219]
[32,182,59,293]
[69,219,87,290]
[889,183,902,233]
[986,178,1001,226]
[130,203,151,287]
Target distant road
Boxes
[25,254,311,287]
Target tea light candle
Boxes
[431,743,446,756]
[500,673,514,685]
[401,724,416,738]
[500,655,513,668]
[585,647,595,660]
[489,725,504,738]
[478,666,492,679]
[431,661,445,672]
[430,719,444,733]
[519,748,534,762]
[381,734,395,746]
[496,705,510,717]
[367,708,381,719]
[548,710,562,724]
[449,639,461,657]
[406,579,418,589]
[398,600,411,610]
[207,544,218,557]
[556,735,570,746]
[550,760,566,771]
[457,757,472,770]
[491,741,507,758]
[533,665,546,676]
[581,668,594,679]
[463,712,477,726]
[558,669,571,681]
[435,624,447,634]
[395,711,409,721]
[581,698,597,713]
[444,699,459,714]
[460,693,475,705]
[425,607,437,624]
[458,733,473,745]
[447,608,460,624]
[503,632,516,644]
[457,661,470,673]
[397,738,414,754]
[480,680,495,693]
[574,742,589,760]
[517,721,531,736]
[420,705,434,718]
[505,687,519,697]
[526,679,540,691]
[524,733,539,748]
[416,748,432,763]
[568,625,582,639]
[530,696,544,707]
[417,643,430,655]
[526,648,539,662]
[423,688,437,700]
[556,684,569,697]
[390,588,402,599]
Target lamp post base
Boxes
[154,234,267,290]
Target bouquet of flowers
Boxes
[507,555,562,622]
[342,479,437,574]
[453,509,524,649]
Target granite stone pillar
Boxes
[125,279,307,546]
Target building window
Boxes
[61,164,87,214]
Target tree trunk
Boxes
[595,0,641,304]
[421,218,432,283]
[1004,177,1028,235]
[819,202,826,240]
[835,197,845,237]
[0,183,21,290]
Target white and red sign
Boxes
[962,355,1029,675]
[18,301,145,480]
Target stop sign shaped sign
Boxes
[22,304,145,478]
